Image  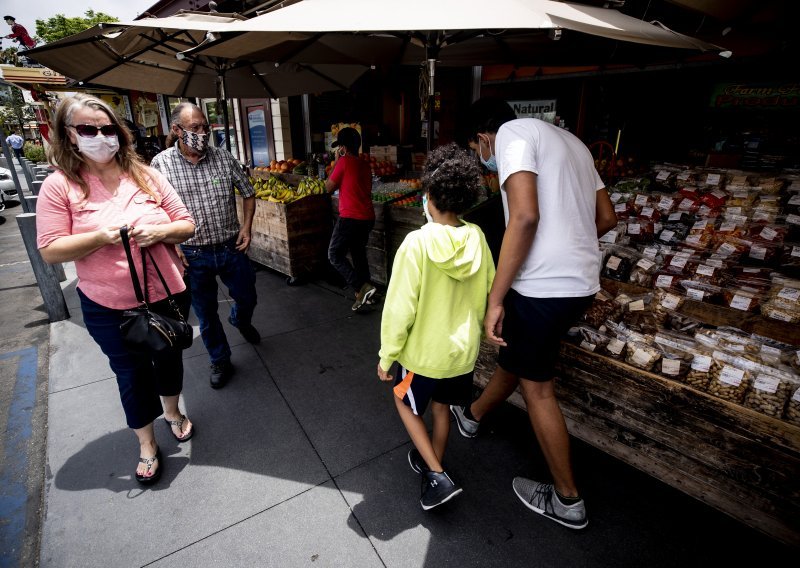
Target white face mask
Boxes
[422,193,434,224]
[76,134,119,163]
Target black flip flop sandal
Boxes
[135,447,162,484]
[164,414,194,442]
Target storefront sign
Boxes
[710,83,799,110]
[247,106,269,167]
[508,99,557,121]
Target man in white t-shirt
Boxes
[451,98,617,530]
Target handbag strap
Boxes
[120,226,176,306]
[120,226,146,304]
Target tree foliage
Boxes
[35,10,119,44]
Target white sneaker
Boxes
[449,405,479,438]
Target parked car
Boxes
[0,167,19,203]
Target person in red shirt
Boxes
[4,16,36,49]
[325,127,377,311]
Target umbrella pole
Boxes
[217,72,232,153]
[426,57,435,153]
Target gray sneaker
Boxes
[449,405,479,438]
[512,477,588,529]
[420,470,462,510]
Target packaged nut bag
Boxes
[583,289,619,328]
[783,381,800,426]
[654,331,696,381]
[685,348,713,391]
[624,340,662,372]
[743,371,796,419]
[707,350,754,404]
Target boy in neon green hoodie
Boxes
[377,143,495,510]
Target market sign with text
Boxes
[509,100,557,122]
[710,83,799,110]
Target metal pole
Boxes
[427,57,435,154]
[0,136,30,213]
[471,66,483,103]
[15,213,69,321]
[217,72,232,153]
[302,94,312,156]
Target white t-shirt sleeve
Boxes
[497,121,539,188]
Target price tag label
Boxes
[760,226,778,241]
[696,264,716,277]
[718,242,738,256]
[628,299,645,312]
[659,230,676,242]
[580,341,597,352]
[719,365,744,386]
[692,220,708,231]
[670,256,688,268]
[615,203,627,213]
[789,194,800,206]
[706,259,724,268]
[679,198,695,210]
[686,288,705,301]
[787,214,800,226]
[628,223,641,235]
[668,212,682,221]
[725,207,742,216]
[599,230,618,244]
[606,256,622,270]
[728,214,748,224]
[632,349,653,367]
[791,246,800,258]
[730,294,753,311]
[637,258,655,270]
[658,197,674,210]
[760,344,781,357]
[754,374,780,394]
[707,173,722,185]
[698,205,713,217]
[635,194,649,206]
[778,287,800,302]
[610,192,623,203]
[656,170,670,181]
[653,222,662,234]
[732,190,750,199]
[749,245,767,260]
[692,355,712,372]
[640,207,655,218]
[655,275,674,288]
[677,171,691,181]
[607,338,625,355]
[753,210,773,223]
[662,358,682,376]
[719,221,738,232]
[661,293,681,310]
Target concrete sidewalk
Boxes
[39,263,792,567]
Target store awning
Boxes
[0,64,68,89]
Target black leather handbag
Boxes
[119,226,193,354]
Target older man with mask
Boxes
[151,102,259,389]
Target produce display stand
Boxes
[473,278,800,547]
[236,171,332,280]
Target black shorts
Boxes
[497,289,593,382]
[393,365,473,416]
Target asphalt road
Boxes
[0,188,50,567]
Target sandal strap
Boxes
[138,454,158,472]
[165,414,186,428]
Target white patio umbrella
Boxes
[197,0,726,148]
[21,11,370,150]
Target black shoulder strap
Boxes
[120,226,145,304]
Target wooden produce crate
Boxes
[473,340,800,546]
[236,194,332,278]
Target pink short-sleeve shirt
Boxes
[36,169,195,309]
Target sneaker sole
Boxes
[512,482,588,530]
[351,288,377,311]
[420,487,463,511]
[449,406,478,438]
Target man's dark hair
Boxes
[468,97,516,141]
[422,143,482,215]
[4,16,15,22]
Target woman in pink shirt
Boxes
[36,94,196,485]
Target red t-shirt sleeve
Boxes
[329,157,346,187]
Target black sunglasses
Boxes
[68,124,119,138]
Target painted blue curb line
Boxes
[0,346,38,568]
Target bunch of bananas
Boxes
[297,177,326,197]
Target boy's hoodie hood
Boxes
[420,221,484,281]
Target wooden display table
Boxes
[472,283,800,546]
[236,193,332,278]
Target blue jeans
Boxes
[181,239,257,365]
[78,288,190,429]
